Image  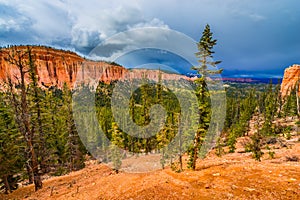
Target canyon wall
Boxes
[0,46,127,89]
[0,46,188,89]
[280,64,300,98]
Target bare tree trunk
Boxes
[178,115,183,172]
[2,175,11,194]
[4,47,43,191]
[179,154,183,172]
[192,132,199,170]
[7,79,34,184]
[21,70,43,191]
[29,50,47,173]
[25,152,34,184]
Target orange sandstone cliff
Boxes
[280,64,300,98]
[0,46,126,88]
[0,46,188,89]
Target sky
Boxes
[0,0,300,77]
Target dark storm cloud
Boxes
[0,0,299,77]
[113,48,192,74]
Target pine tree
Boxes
[283,86,298,117]
[225,88,258,153]
[0,92,23,193]
[215,137,225,157]
[188,24,222,170]
[27,49,49,173]
[109,122,123,172]
[61,84,85,171]
[261,81,278,136]
[250,133,264,161]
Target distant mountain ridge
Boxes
[220,77,282,84]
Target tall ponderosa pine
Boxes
[188,24,222,170]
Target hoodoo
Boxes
[280,64,300,98]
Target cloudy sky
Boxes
[0,0,299,77]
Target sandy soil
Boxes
[1,117,300,200]
[1,144,300,200]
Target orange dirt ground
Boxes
[2,117,300,200]
[1,142,300,200]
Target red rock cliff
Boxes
[0,46,189,89]
[0,46,128,88]
[280,64,300,98]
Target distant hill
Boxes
[220,77,282,84]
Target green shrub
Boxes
[266,145,275,159]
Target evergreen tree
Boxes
[215,137,225,157]
[0,92,23,193]
[109,122,123,172]
[61,84,85,171]
[261,81,278,136]
[283,86,298,117]
[249,117,264,161]
[225,89,257,153]
[188,24,222,170]
[27,49,49,173]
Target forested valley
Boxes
[1,47,299,194]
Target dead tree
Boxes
[3,46,43,191]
